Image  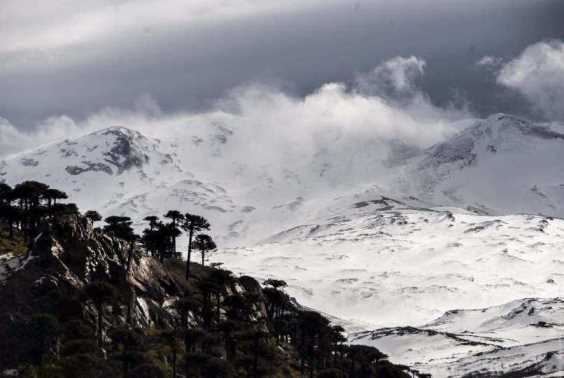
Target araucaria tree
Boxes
[84,210,102,223]
[82,281,117,346]
[181,213,210,279]
[0,183,16,238]
[0,181,73,241]
[141,218,179,261]
[193,234,217,266]
[104,216,138,271]
[164,210,184,255]
[103,216,135,241]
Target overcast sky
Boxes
[1,0,563,132]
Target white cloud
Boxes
[476,56,503,70]
[0,57,469,187]
[497,40,564,120]
[355,56,426,99]
[0,0,335,56]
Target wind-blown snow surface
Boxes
[351,298,564,376]
[2,113,564,376]
[215,203,564,327]
[397,114,564,216]
[212,199,564,376]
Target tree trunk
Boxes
[126,241,134,273]
[185,228,194,280]
[216,294,221,324]
[309,344,315,378]
[184,334,190,375]
[253,336,259,378]
[181,309,188,330]
[97,304,104,346]
[122,352,128,378]
[127,286,136,325]
[172,219,176,255]
[172,349,177,378]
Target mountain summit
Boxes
[396,113,564,216]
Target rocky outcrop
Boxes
[0,216,267,371]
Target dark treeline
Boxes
[0,181,74,240]
[0,181,415,378]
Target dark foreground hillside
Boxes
[0,212,416,377]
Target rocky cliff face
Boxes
[0,216,266,372]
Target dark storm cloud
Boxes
[0,0,563,129]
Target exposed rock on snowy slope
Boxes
[396,114,564,217]
[351,298,564,376]
[0,127,186,212]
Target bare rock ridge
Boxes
[0,216,183,369]
[422,114,564,169]
[63,127,163,176]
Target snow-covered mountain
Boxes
[0,126,252,244]
[2,113,564,376]
[3,113,564,236]
[211,196,564,376]
[396,113,564,217]
[0,127,186,211]
[212,196,564,325]
[351,298,564,376]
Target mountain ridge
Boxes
[2,113,564,376]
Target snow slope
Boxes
[212,198,564,327]
[351,298,564,376]
[211,197,564,376]
[0,127,186,212]
[396,114,564,217]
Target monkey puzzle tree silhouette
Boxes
[45,188,68,209]
[103,216,135,241]
[10,181,52,239]
[164,210,184,256]
[28,313,61,368]
[0,183,12,205]
[181,213,210,280]
[109,326,144,378]
[159,329,182,378]
[295,310,332,377]
[192,234,217,267]
[82,281,117,346]
[143,215,159,231]
[84,210,102,223]
[104,216,138,271]
[263,279,287,289]
[142,220,179,261]
[206,268,233,326]
[0,183,17,238]
[11,181,49,210]
[163,222,181,259]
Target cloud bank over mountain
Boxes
[0,57,468,160]
[1,0,563,127]
[498,40,564,121]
